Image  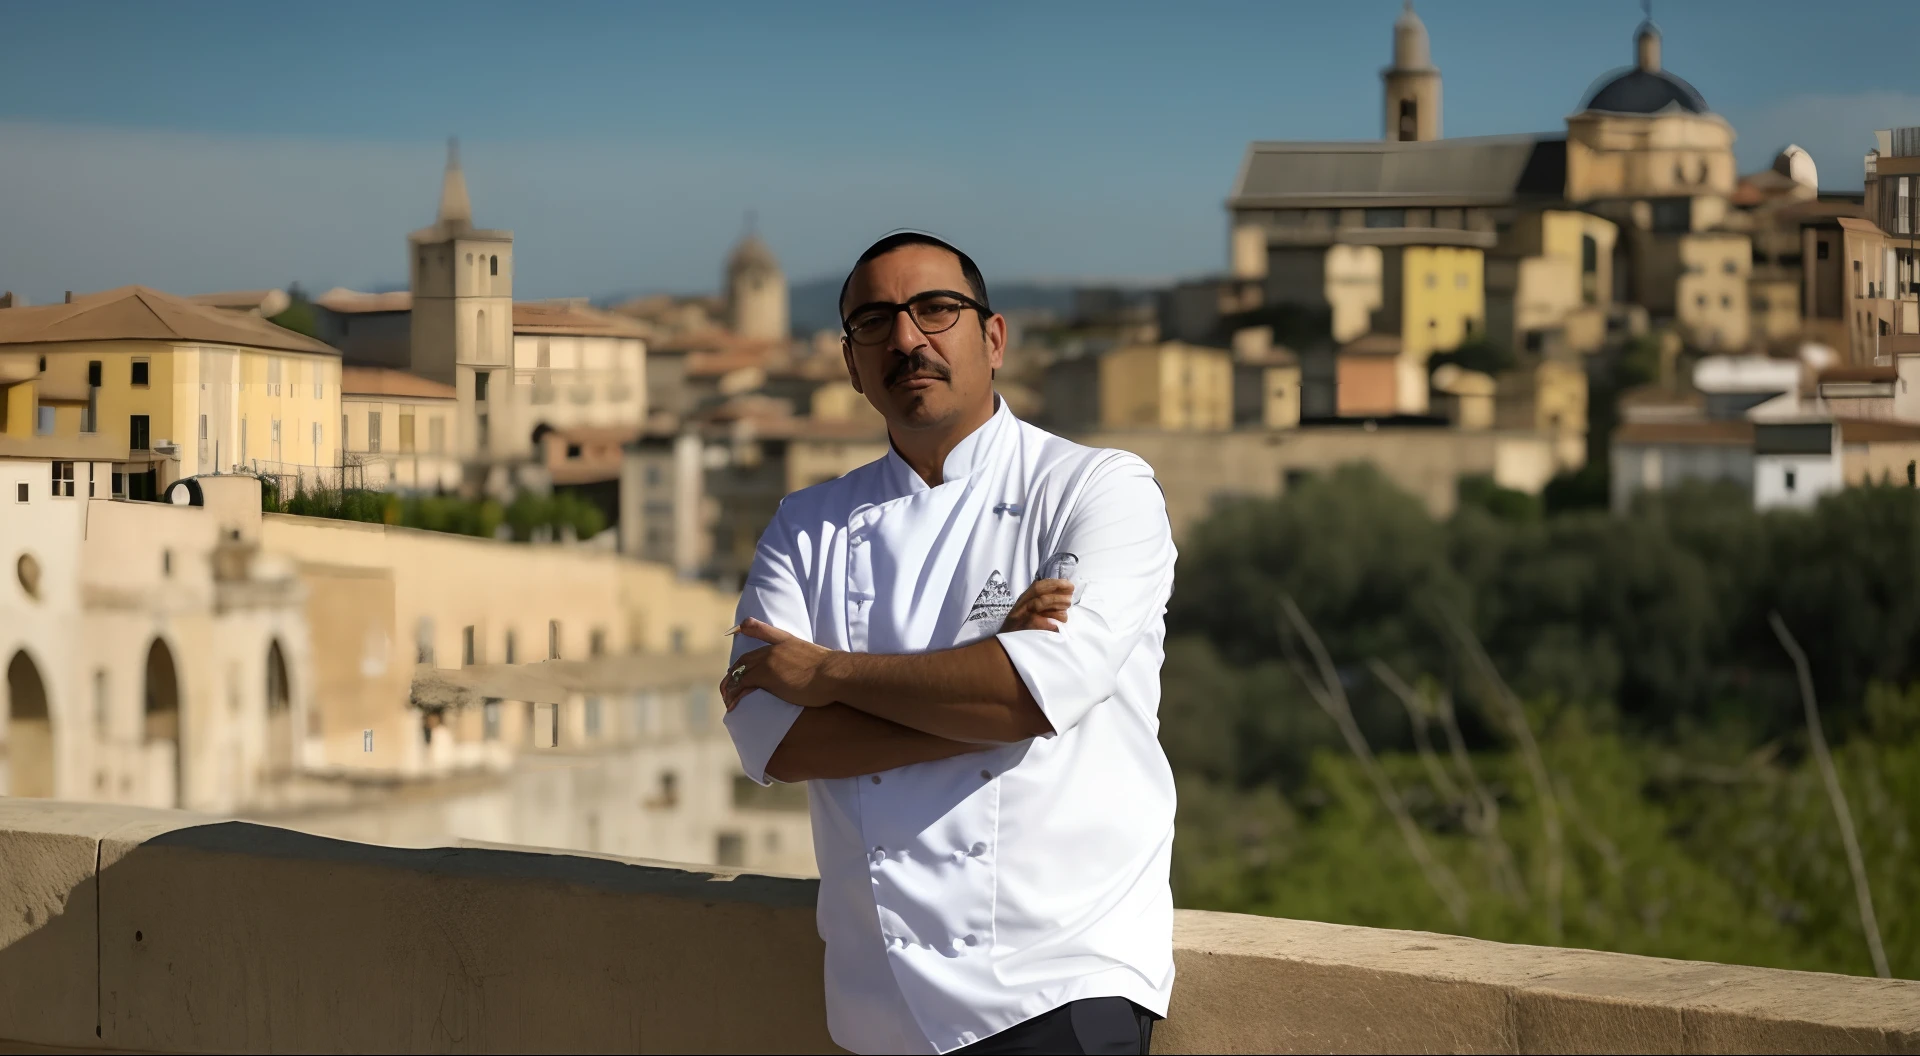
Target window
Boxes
[129,414,150,450]
[15,482,26,503]
[1785,468,1798,493]
[645,464,662,487]
[1882,319,1891,336]
[111,471,123,497]
[504,630,516,665]
[88,462,95,497]
[198,414,207,441]
[548,620,561,659]
[367,412,382,453]
[585,697,602,737]
[1696,295,1707,309]
[50,461,74,497]
[1721,295,1732,309]
[1901,177,1911,235]
[566,443,583,459]
[462,625,475,666]
[35,406,54,435]
[1524,331,1544,353]
[131,359,150,387]
[1723,259,1738,275]
[1753,296,1770,313]
[399,413,416,453]
[1397,98,1417,141]
[87,360,101,387]
[1363,208,1405,228]
[1650,199,1690,232]
[429,418,446,454]
[1909,460,1916,487]
[267,358,282,396]
[162,550,171,576]
[590,628,606,657]
[483,699,501,741]
[489,255,498,276]
[473,371,490,402]
[1818,241,1831,260]
[537,340,551,370]
[716,832,745,867]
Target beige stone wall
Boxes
[2,801,1914,1054]
[1079,427,1560,537]
[1678,233,1753,351]
[1565,112,1737,203]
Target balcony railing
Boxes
[2,800,1913,1054]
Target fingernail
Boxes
[723,623,743,636]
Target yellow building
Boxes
[1487,210,1619,357]
[1097,341,1234,430]
[0,286,342,499]
[339,367,461,492]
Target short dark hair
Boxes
[838,231,992,321]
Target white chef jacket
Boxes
[723,397,1178,1055]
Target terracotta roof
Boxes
[1819,364,1898,383]
[314,288,413,314]
[0,285,339,356]
[1615,420,1754,446]
[1340,333,1402,357]
[185,289,291,316]
[511,302,650,339]
[340,366,455,400]
[1836,417,1920,442]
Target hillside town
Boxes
[4,6,1919,879]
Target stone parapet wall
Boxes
[2,801,1915,1054]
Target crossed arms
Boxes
[722,457,1175,785]
[721,581,1072,782]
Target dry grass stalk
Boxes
[1769,612,1891,979]
[1280,597,1470,926]
[1372,658,1530,908]
[1438,607,1565,941]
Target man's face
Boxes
[839,244,1005,433]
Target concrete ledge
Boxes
[2,801,1916,1054]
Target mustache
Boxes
[884,353,953,388]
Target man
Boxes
[720,232,1177,1055]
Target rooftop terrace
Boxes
[2,800,1915,1053]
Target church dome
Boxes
[1579,21,1710,116]
[1772,144,1818,190]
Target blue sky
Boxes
[2,0,1917,305]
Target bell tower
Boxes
[408,139,515,461]
[1382,2,1442,142]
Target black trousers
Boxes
[953,998,1157,1055]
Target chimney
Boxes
[64,291,73,304]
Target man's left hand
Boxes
[721,619,837,711]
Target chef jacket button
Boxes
[871,774,882,784]
[979,769,992,780]
[961,934,979,947]
[871,846,886,863]
[968,842,987,857]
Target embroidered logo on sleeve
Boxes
[965,570,1015,624]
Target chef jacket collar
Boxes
[880,393,1012,496]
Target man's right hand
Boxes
[1000,578,1073,634]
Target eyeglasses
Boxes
[842,290,990,346]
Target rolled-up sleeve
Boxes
[996,455,1176,735]
[722,513,811,785]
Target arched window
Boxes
[266,640,293,775]
[1581,234,1600,305]
[1397,99,1417,142]
[6,650,53,797]
[489,255,498,276]
[144,638,183,807]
